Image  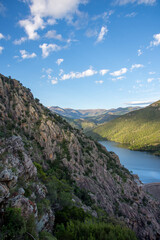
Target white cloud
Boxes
[0,3,6,15]
[110,67,128,77]
[137,49,142,56]
[46,68,53,74]
[59,69,64,76]
[99,69,109,76]
[20,0,87,40]
[45,30,62,41]
[39,43,62,58]
[111,76,126,81]
[117,76,125,80]
[150,33,160,47]
[96,26,108,43]
[0,46,4,54]
[13,37,27,45]
[95,80,103,84]
[20,49,37,59]
[125,100,154,105]
[149,71,156,75]
[147,78,154,83]
[125,12,137,17]
[47,18,57,25]
[56,58,64,65]
[61,67,97,80]
[19,15,44,40]
[0,33,4,39]
[130,64,144,71]
[85,29,98,38]
[51,78,58,85]
[115,0,156,5]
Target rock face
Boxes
[0,136,55,232]
[0,74,160,239]
[143,183,160,201]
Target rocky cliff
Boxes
[0,74,160,239]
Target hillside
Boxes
[0,74,160,240]
[50,106,141,132]
[87,101,160,155]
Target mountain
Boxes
[87,101,160,155]
[49,106,141,132]
[0,74,160,239]
[49,106,108,119]
[49,106,141,119]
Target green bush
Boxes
[0,208,38,240]
[0,208,26,239]
[55,220,137,240]
[39,231,57,240]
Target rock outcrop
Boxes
[0,74,160,239]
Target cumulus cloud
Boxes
[39,43,62,58]
[96,26,108,43]
[19,15,45,40]
[13,37,27,45]
[130,64,144,71]
[0,46,4,54]
[99,69,109,76]
[137,49,142,56]
[45,30,62,41]
[61,67,97,80]
[147,78,154,83]
[20,49,37,59]
[0,33,4,39]
[95,80,103,84]
[150,33,160,47]
[115,0,156,5]
[56,58,64,65]
[19,0,87,40]
[110,68,128,77]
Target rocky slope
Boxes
[0,74,160,239]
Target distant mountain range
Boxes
[49,106,141,119]
[87,100,160,155]
[49,106,141,132]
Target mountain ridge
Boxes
[87,101,160,155]
[0,73,160,239]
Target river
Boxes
[100,141,160,184]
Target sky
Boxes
[0,0,160,109]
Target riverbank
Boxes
[100,141,160,184]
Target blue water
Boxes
[100,141,160,184]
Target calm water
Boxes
[100,141,160,184]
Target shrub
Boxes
[0,208,26,239]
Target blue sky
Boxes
[0,0,160,109]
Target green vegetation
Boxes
[54,206,137,240]
[0,208,37,240]
[88,101,160,155]
[49,106,140,132]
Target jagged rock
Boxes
[36,209,55,232]
[34,183,47,199]
[18,188,25,195]
[9,195,38,218]
[0,183,10,203]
